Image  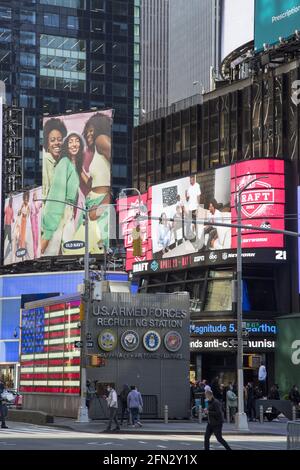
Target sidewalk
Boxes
[50,416,289,436]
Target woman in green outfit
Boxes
[41,133,84,256]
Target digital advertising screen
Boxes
[42,109,113,258]
[255,0,300,52]
[132,159,286,274]
[3,187,42,266]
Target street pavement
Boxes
[0,421,287,450]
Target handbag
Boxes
[1,391,15,403]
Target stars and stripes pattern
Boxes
[20,301,81,395]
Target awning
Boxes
[109,281,130,293]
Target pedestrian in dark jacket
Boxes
[289,385,300,407]
[0,380,8,429]
[204,389,231,450]
[120,384,130,425]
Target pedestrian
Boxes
[119,384,130,426]
[127,385,143,428]
[288,385,300,408]
[226,383,238,423]
[211,376,223,400]
[104,384,120,432]
[204,389,232,451]
[0,379,8,429]
[246,382,256,422]
[258,361,267,398]
[86,379,94,410]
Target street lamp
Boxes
[235,176,268,431]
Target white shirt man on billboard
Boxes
[185,175,201,240]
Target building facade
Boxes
[168,0,221,106]
[132,57,300,389]
[0,0,136,193]
[140,0,169,116]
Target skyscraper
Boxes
[140,0,169,116]
[168,0,221,106]
[0,0,136,194]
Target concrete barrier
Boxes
[7,409,54,425]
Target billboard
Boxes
[255,0,300,52]
[42,110,112,257]
[3,187,42,265]
[131,159,286,273]
[0,97,2,262]
[221,0,254,60]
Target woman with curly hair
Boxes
[76,112,112,252]
[41,133,84,256]
[42,117,67,200]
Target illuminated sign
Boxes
[190,337,276,351]
[190,321,277,336]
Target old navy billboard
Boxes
[128,159,286,273]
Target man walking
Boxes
[127,385,143,428]
[258,362,267,398]
[204,389,231,451]
[0,379,8,429]
[104,384,120,432]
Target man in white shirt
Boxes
[258,362,267,398]
[185,175,201,240]
[104,385,120,432]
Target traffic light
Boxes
[132,224,142,257]
[89,355,106,367]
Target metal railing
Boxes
[287,421,300,450]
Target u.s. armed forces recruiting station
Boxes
[93,304,186,329]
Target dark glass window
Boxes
[20,31,36,45]
[0,27,11,43]
[91,40,105,54]
[20,52,36,67]
[91,19,105,33]
[90,80,105,95]
[112,83,127,97]
[112,42,127,56]
[112,1,128,16]
[67,16,79,30]
[91,61,105,74]
[0,7,12,19]
[112,62,127,77]
[20,73,36,88]
[90,0,105,11]
[20,94,36,108]
[113,22,128,35]
[40,0,86,7]
[20,10,36,24]
[44,13,60,27]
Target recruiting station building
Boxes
[19,292,190,419]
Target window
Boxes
[0,7,12,19]
[0,28,11,43]
[112,1,128,16]
[20,95,36,108]
[42,96,60,114]
[112,83,127,98]
[113,164,127,178]
[25,116,36,130]
[91,61,105,74]
[0,50,11,65]
[91,0,105,11]
[90,81,105,95]
[67,16,79,30]
[20,52,36,67]
[113,123,127,133]
[20,10,36,24]
[112,42,127,56]
[66,99,83,111]
[20,31,36,45]
[44,13,59,27]
[0,71,11,83]
[20,73,36,88]
[91,20,105,33]
[40,0,86,7]
[112,63,127,77]
[113,22,128,35]
[91,40,105,54]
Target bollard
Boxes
[226,405,230,424]
[259,405,264,424]
[198,406,202,424]
[164,405,168,424]
[293,406,297,422]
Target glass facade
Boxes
[0,0,135,192]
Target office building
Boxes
[0,0,137,193]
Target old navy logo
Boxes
[238,174,274,219]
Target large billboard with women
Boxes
[3,187,42,265]
[41,110,112,257]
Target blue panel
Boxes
[0,299,21,339]
[0,341,19,363]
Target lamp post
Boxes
[235,176,268,431]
